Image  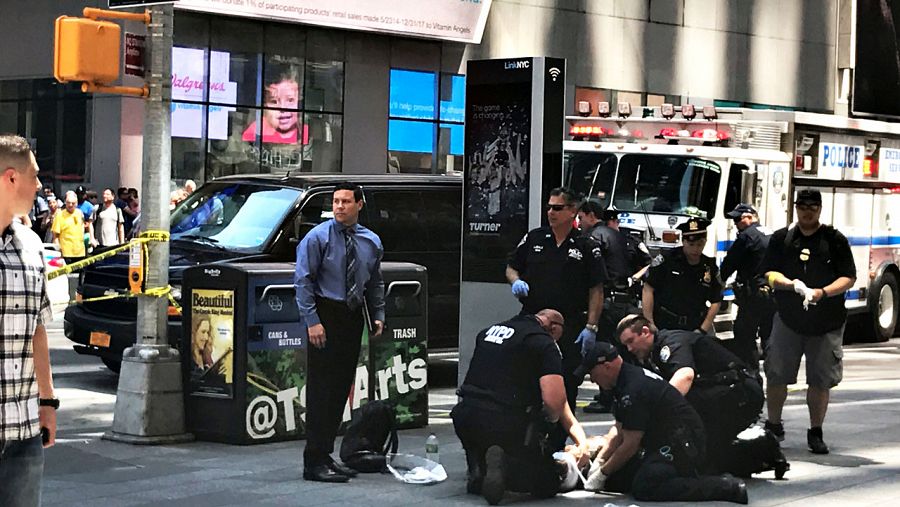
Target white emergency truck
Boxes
[563,106,900,342]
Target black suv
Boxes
[64,173,462,371]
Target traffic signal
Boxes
[54,16,121,85]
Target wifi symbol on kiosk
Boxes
[548,67,561,81]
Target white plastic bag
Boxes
[386,453,447,485]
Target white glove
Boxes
[792,279,809,295]
[583,455,607,492]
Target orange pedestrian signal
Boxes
[54,16,121,85]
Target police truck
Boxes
[564,105,900,342]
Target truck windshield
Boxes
[564,152,617,207]
[612,154,721,218]
[171,183,301,252]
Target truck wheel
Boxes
[867,272,899,342]
[102,357,122,374]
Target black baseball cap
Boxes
[725,203,757,219]
[795,188,822,206]
[574,341,619,377]
[600,206,620,222]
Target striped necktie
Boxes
[344,227,361,309]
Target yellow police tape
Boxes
[47,230,182,315]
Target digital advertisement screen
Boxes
[853,0,900,118]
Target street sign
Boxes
[124,33,146,77]
[109,0,177,8]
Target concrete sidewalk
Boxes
[42,336,900,506]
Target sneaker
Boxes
[482,445,506,505]
[764,420,785,442]
[807,427,829,454]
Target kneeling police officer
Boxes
[580,341,748,504]
[616,314,788,478]
[452,309,590,505]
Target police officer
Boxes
[578,200,649,412]
[507,187,607,414]
[760,188,856,454]
[578,341,748,504]
[643,217,723,334]
[721,203,774,368]
[616,314,788,478]
[452,309,590,505]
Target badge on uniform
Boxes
[659,345,671,362]
[651,254,664,267]
[568,248,583,260]
[533,245,544,253]
[799,248,810,262]
[619,394,632,407]
[703,266,712,284]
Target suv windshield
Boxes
[564,152,617,207]
[171,183,301,252]
[612,154,721,218]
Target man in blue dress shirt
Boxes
[294,181,385,483]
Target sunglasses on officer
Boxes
[547,204,571,211]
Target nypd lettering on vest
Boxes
[484,325,516,344]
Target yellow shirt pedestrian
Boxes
[52,208,86,258]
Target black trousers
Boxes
[549,311,586,449]
[303,297,363,468]
[689,379,767,474]
[629,454,742,502]
[451,401,561,498]
[728,293,775,367]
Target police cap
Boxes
[795,188,822,206]
[677,216,711,240]
[600,206,620,222]
[725,203,757,219]
[574,341,619,377]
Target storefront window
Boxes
[387,69,463,174]
[171,14,344,183]
[0,79,90,187]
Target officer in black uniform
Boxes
[720,203,775,369]
[578,341,748,504]
[578,200,650,412]
[452,309,590,505]
[507,187,607,414]
[616,314,789,478]
[643,217,723,334]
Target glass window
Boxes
[209,18,262,107]
[439,74,465,123]
[612,154,722,218]
[390,69,437,120]
[206,107,261,180]
[303,113,342,173]
[305,31,344,113]
[171,183,300,252]
[564,152,618,204]
[437,123,463,173]
[365,191,427,252]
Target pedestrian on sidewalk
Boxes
[93,188,125,247]
[760,189,856,454]
[52,191,85,263]
[294,182,385,483]
[0,135,58,507]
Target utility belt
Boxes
[656,305,703,330]
[606,291,636,304]
[694,367,754,388]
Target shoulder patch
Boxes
[651,254,665,267]
[659,345,671,362]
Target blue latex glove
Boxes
[575,327,597,355]
[511,279,530,298]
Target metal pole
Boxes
[105,4,192,444]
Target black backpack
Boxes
[339,400,399,473]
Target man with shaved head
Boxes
[452,309,590,505]
[52,190,86,262]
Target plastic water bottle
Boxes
[425,433,440,463]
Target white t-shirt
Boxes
[96,204,124,246]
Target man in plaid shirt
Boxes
[0,135,57,507]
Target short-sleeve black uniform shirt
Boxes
[651,329,746,380]
[612,362,706,454]
[509,227,608,317]
[646,249,723,324]
[759,225,855,334]
[459,314,563,409]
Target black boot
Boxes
[808,426,829,454]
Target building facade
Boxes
[0,0,837,193]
